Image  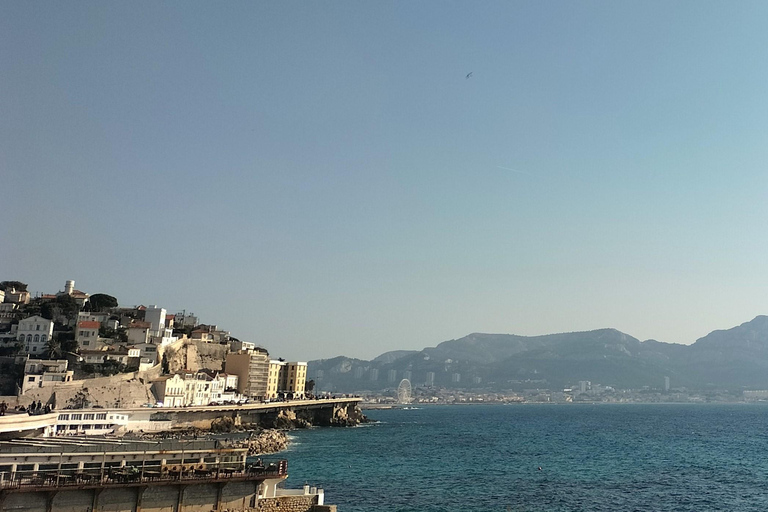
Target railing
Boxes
[0,460,287,491]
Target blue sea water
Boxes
[280,404,768,511]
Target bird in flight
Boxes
[466,72,473,79]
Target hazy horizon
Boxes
[4,2,768,361]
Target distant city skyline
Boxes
[4,2,768,361]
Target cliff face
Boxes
[165,339,228,373]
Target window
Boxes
[83,340,90,346]
[36,325,40,331]
[96,413,106,420]
[27,377,35,382]
[84,414,94,420]
[59,414,69,420]
[41,335,47,342]
[71,414,82,420]
[34,334,39,343]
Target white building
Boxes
[55,410,129,435]
[22,359,74,394]
[17,315,54,355]
[77,311,111,326]
[144,305,167,337]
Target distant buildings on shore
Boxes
[1,278,310,411]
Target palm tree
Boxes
[45,338,62,360]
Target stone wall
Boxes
[253,495,318,512]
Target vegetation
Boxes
[40,294,80,323]
[0,281,27,292]
[88,293,118,312]
[55,330,78,355]
[45,338,63,359]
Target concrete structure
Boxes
[0,412,58,439]
[126,322,151,345]
[0,438,329,512]
[57,280,89,307]
[152,373,187,407]
[3,287,30,305]
[153,370,242,407]
[0,303,18,329]
[225,349,270,399]
[230,339,255,352]
[127,342,158,366]
[17,316,54,355]
[144,305,166,337]
[55,410,129,435]
[191,325,229,343]
[174,311,198,328]
[22,359,73,394]
[76,320,101,350]
[1,398,362,439]
[77,311,111,326]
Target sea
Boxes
[279,403,768,511]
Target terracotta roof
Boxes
[77,321,100,329]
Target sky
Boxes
[3,1,768,361]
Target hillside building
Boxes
[225,348,270,400]
[266,361,308,399]
[76,320,101,350]
[17,315,54,355]
[22,359,73,394]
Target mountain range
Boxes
[308,315,768,392]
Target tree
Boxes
[55,331,78,355]
[55,294,80,322]
[45,338,62,360]
[0,281,27,292]
[89,294,118,312]
[305,379,315,397]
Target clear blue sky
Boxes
[3,2,768,361]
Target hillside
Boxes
[309,316,768,392]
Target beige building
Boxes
[22,359,74,394]
[225,348,270,399]
[152,370,241,407]
[266,360,308,399]
[76,320,101,349]
[152,373,187,407]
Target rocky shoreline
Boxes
[130,404,369,455]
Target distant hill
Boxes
[308,316,768,392]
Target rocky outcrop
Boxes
[328,403,368,427]
[245,429,288,455]
[266,409,312,429]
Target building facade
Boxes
[225,349,270,399]
[17,315,54,355]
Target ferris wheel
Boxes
[397,379,412,404]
